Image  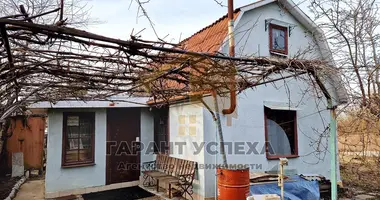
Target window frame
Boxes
[264,107,298,160]
[62,112,95,168]
[269,23,288,55]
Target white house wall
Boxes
[169,103,206,198]
[219,1,344,106]
[202,74,338,198]
[222,2,322,59]
[45,108,107,193]
[196,6,337,197]
[221,1,342,106]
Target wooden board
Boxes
[7,116,46,170]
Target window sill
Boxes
[61,163,95,168]
[270,51,288,57]
[266,155,299,160]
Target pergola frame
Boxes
[0,6,340,198]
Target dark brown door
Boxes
[153,107,169,154]
[106,108,140,185]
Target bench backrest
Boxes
[155,154,197,178]
[173,158,196,177]
[155,154,170,172]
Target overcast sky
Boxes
[86,0,308,42]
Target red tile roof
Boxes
[147,9,242,104]
[178,9,241,54]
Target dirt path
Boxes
[14,179,44,200]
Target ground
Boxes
[0,176,19,199]
[14,178,45,200]
[12,176,379,200]
[13,179,165,200]
[339,152,380,199]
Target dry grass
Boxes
[340,160,380,192]
[339,134,380,152]
[338,108,380,192]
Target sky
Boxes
[86,0,308,42]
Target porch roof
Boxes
[29,96,149,109]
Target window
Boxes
[264,107,298,159]
[178,114,197,137]
[269,24,288,55]
[62,112,95,167]
[153,108,169,154]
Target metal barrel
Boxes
[217,167,250,200]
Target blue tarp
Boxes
[250,176,320,200]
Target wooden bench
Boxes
[142,154,197,199]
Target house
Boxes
[30,0,348,199]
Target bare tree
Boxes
[0,0,92,26]
[309,0,380,193]
[0,0,345,176]
[0,0,92,162]
[309,0,380,110]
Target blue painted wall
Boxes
[175,3,341,198]
[202,74,335,197]
[45,108,155,193]
[45,108,107,193]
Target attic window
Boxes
[269,24,288,55]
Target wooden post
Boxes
[328,99,338,200]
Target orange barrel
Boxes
[217,167,250,200]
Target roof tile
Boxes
[179,9,241,54]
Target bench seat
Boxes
[142,154,197,199]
